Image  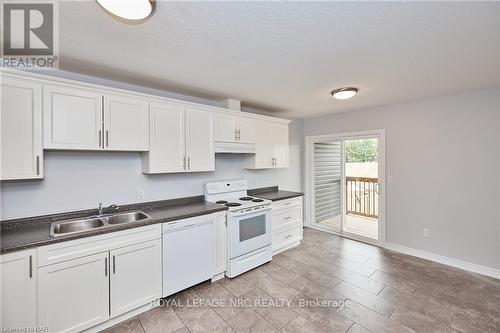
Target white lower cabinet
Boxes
[110,240,162,317]
[212,213,227,279]
[2,215,226,332]
[37,252,110,333]
[36,225,162,333]
[270,197,303,254]
[0,249,37,330]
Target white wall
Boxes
[0,71,303,220]
[304,87,500,270]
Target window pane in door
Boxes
[239,215,266,242]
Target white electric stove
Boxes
[205,180,273,277]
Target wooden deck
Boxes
[318,214,378,240]
[344,214,378,239]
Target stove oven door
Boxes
[228,207,272,259]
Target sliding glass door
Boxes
[307,131,385,246]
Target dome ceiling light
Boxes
[331,87,359,100]
[96,0,156,23]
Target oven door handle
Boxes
[229,207,271,217]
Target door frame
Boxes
[304,129,386,247]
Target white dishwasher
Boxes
[162,215,214,297]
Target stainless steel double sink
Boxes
[49,211,151,237]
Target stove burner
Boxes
[225,202,242,207]
[216,200,228,204]
[239,197,254,201]
[252,199,264,202]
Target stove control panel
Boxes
[205,180,248,195]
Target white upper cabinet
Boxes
[237,116,256,143]
[0,249,37,329]
[2,71,291,177]
[143,102,185,173]
[253,119,274,169]
[215,113,237,142]
[246,120,290,169]
[185,108,215,172]
[214,113,255,144]
[1,77,43,180]
[44,85,103,150]
[272,122,289,168]
[44,86,149,151]
[104,94,149,151]
[143,104,214,173]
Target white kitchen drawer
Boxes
[273,206,302,229]
[272,196,302,212]
[272,224,302,254]
[37,224,161,267]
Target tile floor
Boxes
[103,228,500,333]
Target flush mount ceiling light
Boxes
[96,0,156,23]
[331,87,359,100]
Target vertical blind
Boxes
[313,141,342,226]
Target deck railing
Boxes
[346,177,378,218]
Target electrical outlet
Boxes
[137,189,145,200]
[423,228,430,238]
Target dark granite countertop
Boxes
[248,186,304,201]
[0,196,227,255]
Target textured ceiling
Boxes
[58,1,500,118]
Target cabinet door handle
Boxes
[105,257,108,276]
[285,234,292,239]
[29,255,33,278]
[36,156,40,175]
[187,157,190,170]
[284,216,292,221]
[183,157,186,170]
[112,255,116,274]
[234,129,238,141]
[237,129,241,141]
[99,130,102,147]
[106,130,109,147]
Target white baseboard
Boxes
[385,242,500,280]
[212,272,225,282]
